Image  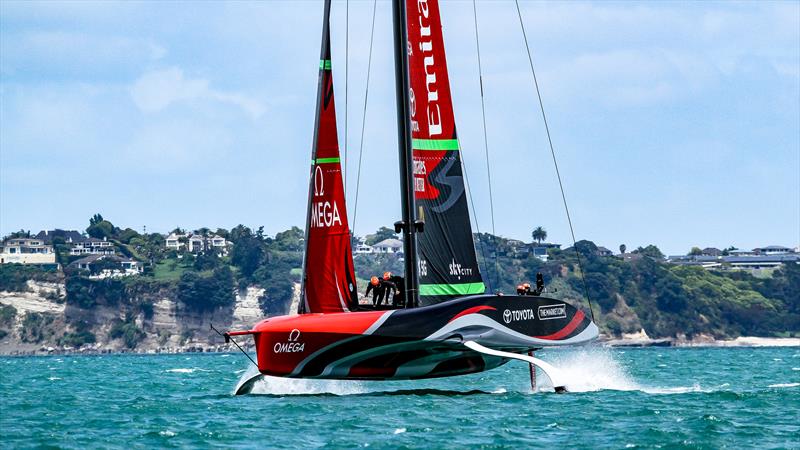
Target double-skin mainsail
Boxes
[404,0,484,305]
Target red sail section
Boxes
[406,0,484,304]
[301,4,358,314]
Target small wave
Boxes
[791,367,800,371]
[166,368,208,374]
[159,430,176,437]
[393,428,406,434]
[48,377,61,381]
[768,382,800,388]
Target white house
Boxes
[372,238,403,254]
[354,243,374,254]
[70,254,143,279]
[69,237,115,255]
[165,232,230,255]
[754,245,795,255]
[0,238,56,265]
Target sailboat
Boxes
[225,0,598,394]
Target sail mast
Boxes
[391,0,420,308]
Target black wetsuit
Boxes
[378,280,397,306]
[387,276,405,307]
[365,283,383,306]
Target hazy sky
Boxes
[1,0,798,255]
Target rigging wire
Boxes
[344,0,349,194]
[458,137,494,294]
[471,0,501,292]
[350,0,378,234]
[514,0,596,321]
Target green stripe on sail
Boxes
[313,157,340,164]
[419,282,486,297]
[320,59,332,70]
[412,138,460,151]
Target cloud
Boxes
[130,67,265,119]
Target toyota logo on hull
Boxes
[502,309,536,324]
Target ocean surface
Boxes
[1,347,798,449]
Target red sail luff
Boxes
[302,3,358,314]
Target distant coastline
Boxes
[1,219,798,355]
[2,335,798,357]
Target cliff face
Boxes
[0,281,294,355]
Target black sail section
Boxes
[405,0,485,305]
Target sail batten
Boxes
[405,0,484,305]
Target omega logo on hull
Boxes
[273,329,305,353]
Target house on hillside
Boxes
[35,229,87,245]
[69,254,143,279]
[0,238,57,265]
[528,242,561,262]
[596,246,613,257]
[354,243,374,254]
[754,245,794,255]
[372,238,403,254]
[70,237,115,255]
[701,247,722,257]
[165,232,230,255]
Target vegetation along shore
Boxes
[1,215,797,355]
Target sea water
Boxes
[1,347,798,448]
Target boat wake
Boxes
[533,348,714,395]
[534,347,639,393]
[235,365,368,396]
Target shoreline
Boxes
[1,336,797,356]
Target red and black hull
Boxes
[235,295,597,384]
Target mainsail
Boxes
[300,0,358,314]
[405,0,485,305]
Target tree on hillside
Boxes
[86,214,115,239]
[619,244,627,255]
[365,227,398,246]
[531,226,547,244]
[4,230,31,239]
[689,247,703,256]
[231,233,264,278]
[633,245,665,259]
[573,240,598,257]
[116,228,140,244]
[228,225,252,244]
[274,226,303,251]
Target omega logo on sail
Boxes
[415,0,443,137]
[311,165,342,228]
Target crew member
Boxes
[383,272,405,307]
[378,276,397,307]
[516,284,526,295]
[522,282,532,295]
[365,276,382,306]
[534,273,545,296]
